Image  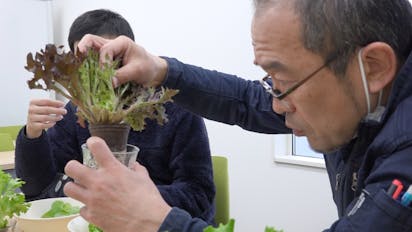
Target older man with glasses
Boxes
[64,0,412,231]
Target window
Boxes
[273,134,325,168]
[293,136,324,159]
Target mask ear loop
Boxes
[377,89,383,106]
[357,48,371,114]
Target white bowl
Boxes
[67,216,89,232]
[16,197,83,232]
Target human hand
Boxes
[77,34,168,88]
[26,99,67,139]
[63,137,172,232]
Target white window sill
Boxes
[274,154,325,168]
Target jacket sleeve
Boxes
[162,57,291,134]
[156,111,215,224]
[158,207,208,232]
[14,102,82,200]
[324,146,412,231]
[15,128,56,198]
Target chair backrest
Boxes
[212,155,230,225]
[0,125,22,150]
[0,133,14,151]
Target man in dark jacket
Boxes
[15,9,215,224]
[64,0,412,231]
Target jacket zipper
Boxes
[335,173,341,191]
[351,172,358,192]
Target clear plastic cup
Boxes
[81,143,139,169]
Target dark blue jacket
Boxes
[15,101,215,224]
[158,54,412,231]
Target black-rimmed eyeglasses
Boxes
[259,54,338,100]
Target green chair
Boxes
[0,133,14,151]
[0,125,23,150]
[212,155,230,225]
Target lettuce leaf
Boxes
[264,226,284,232]
[25,45,178,131]
[0,169,30,229]
[203,219,284,232]
[41,200,80,218]
[204,219,235,232]
[88,223,103,232]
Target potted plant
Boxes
[24,44,178,152]
[0,169,30,232]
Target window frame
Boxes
[273,134,325,168]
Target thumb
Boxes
[86,137,120,168]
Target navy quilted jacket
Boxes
[158,53,412,231]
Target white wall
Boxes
[51,1,338,231]
[0,0,53,126]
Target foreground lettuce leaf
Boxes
[203,219,284,232]
[265,226,284,232]
[88,223,103,232]
[0,169,30,229]
[204,219,235,232]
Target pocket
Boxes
[373,189,412,225]
[347,189,412,231]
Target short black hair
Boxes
[254,0,412,76]
[68,9,135,51]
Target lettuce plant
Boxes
[203,219,284,232]
[0,169,30,229]
[25,44,178,131]
[41,200,80,218]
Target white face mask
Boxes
[357,49,386,122]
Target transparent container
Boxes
[81,143,139,169]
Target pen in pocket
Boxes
[387,179,403,200]
[401,185,412,206]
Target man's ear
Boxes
[361,42,397,93]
